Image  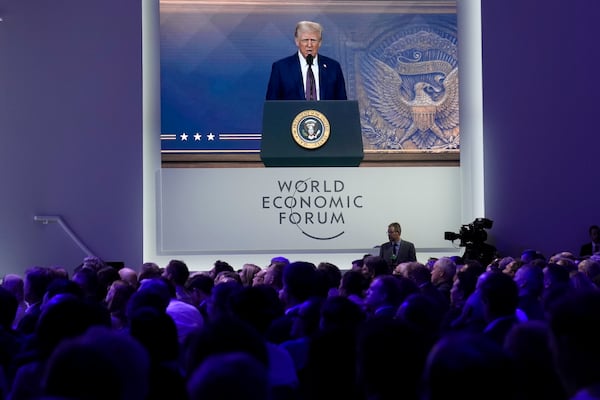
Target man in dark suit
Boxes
[379,222,417,269]
[580,224,600,257]
[479,271,520,346]
[265,20,347,101]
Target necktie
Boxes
[306,64,317,101]
[391,243,398,263]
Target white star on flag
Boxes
[207,133,215,141]
[180,133,188,141]
[194,133,201,141]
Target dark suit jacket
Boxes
[483,315,520,346]
[580,242,600,257]
[379,240,417,268]
[16,302,42,335]
[265,53,347,101]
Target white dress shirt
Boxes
[298,51,320,100]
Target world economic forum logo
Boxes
[291,110,331,149]
[261,178,364,241]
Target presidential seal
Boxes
[291,110,330,149]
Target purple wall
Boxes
[481,0,600,257]
[0,0,598,276]
[0,1,143,274]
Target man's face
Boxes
[364,278,385,309]
[431,264,443,284]
[263,267,276,286]
[513,267,527,288]
[387,227,400,242]
[295,31,322,59]
[592,228,600,243]
[450,278,463,305]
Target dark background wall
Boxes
[0,0,143,273]
[0,0,597,276]
[481,0,600,258]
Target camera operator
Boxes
[445,218,497,267]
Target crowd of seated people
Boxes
[0,249,599,400]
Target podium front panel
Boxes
[261,100,364,167]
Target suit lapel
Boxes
[291,55,304,99]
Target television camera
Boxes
[444,218,497,265]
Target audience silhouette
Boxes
[0,241,597,400]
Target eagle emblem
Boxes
[360,30,460,150]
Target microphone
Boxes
[306,54,314,66]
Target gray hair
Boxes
[295,20,323,39]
